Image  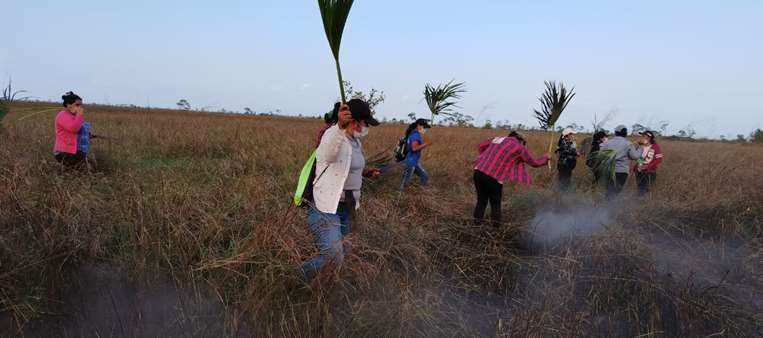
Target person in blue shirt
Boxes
[399,119,432,190]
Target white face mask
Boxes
[354,126,369,139]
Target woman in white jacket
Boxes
[301,99,380,280]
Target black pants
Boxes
[473,170,503,226]
[636,172,656,197]
[54,151,86,167]
[606,173,629,198]
[558,166,574,191]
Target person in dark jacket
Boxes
[555,128,579,191]
[586,130,609,184]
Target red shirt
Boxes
[474,136,549,185]
[636,143,663,173]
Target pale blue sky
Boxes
[3,0,762,137]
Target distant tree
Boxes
[243,107,254,115]
[176,99,191,110]
[407,112,417,121]
[443,112,474,127]
[631,123,647,134]
[736,134,748,143]
[484,120,493,129]
[752,129,763,143]
[343,81,386,114]
[566,123,585,132]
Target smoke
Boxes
[529,201,614,246]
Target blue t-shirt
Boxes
[405,131,423,166]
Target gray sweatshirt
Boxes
[600,136,640,173]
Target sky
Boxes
[2,0,762,138]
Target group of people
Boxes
[556,125,663,198]
[299,99,664,281]
[50,94,662,283]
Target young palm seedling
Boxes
[533,80,575,168]
[424,80,466,125]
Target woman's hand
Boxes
[338,104,352,129]
[363,168,381,178]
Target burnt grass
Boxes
[1,102,762,337]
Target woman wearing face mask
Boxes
[399,118,432,191]
[54,91,86,167]
[301,99,380,281]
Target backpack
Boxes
[394,136,408,162]
[293,150,326,207]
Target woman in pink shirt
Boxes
[54,92,86,166]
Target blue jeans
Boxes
[399,163,429,190]
[301,204,351,280]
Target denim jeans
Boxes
[301,204,351,280]
[399,163,429,190]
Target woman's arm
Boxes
[477,139,491,154]
[410,140,430,152]
[521,147,550,167]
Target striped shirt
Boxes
[474,136,549,185]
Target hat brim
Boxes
[365,116,380,126]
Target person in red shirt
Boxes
[635,130,663,196]
[473,131,549,226]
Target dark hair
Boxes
[615,128,628,137]
[62,91,82,107]
[325,102,341,124]
[405,119,430,137]
[509,131,527,146]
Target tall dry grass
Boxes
[1,102,761,337]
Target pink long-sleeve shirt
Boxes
[54,110,84,154]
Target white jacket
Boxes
[313,125,360,214]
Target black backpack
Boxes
[394,136,408,162]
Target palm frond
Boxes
[318,0,354,103]
[590,149,618,182]
[1,78,29,104]
[423,80,466,123]
[533,80,575,130]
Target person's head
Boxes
[614,125,628,137]
[406,118,431,136]
[639,130,656,145]
[62,91,82,113]
[341,98,379,138]
[593,130,608,143]
[508,131,527,146]
[562,127,576,140]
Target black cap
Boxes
[415,118,431,129]
[333,99,379,126]
[640,130,655,138]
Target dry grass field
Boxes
[1,101,762,337]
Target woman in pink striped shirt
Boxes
[473,131,549,226]
[54,92,86,167]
